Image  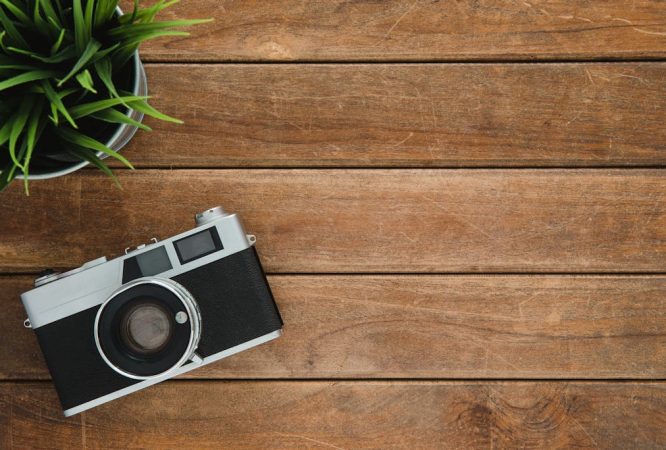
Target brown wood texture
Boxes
[119,0,666,61]
[0,170,664,273]
[111,63,666,168]
[3,1,665,446]
[2,381,665,448]
[2,275,665,381]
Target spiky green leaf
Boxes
[37,0,62,28]
[32,0,51,35]
[0,7,28,48]
[56,127,135,169]
[69,146,121,188]
[69,95,149,119]
[51,28,66,54]
[84,0,94,39]
[91,108,151,131]
[124,95,183,124]
[94,0,120,28]
[93,57,119,97]
[9,44,76,63]
[110,30,189,67]
[119,0,180,24]
[0,69,56,91]
[40,80,78,128]
[0,120,10,147]
[72,0,89,53]
[108,19,211,39]
[8,97,34,169]
[57,39,101,86]
[75,69,97,93]
[22,99,46,194]
[0,0,32,29]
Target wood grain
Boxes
[2,381,665,448]
[1,170,665,273]
[2,275,665,381]
[112,63,666,168]
[119,0,666,61]
[2,0,663,446]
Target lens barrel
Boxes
[94,278,201,380]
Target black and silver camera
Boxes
[21,206,283,417]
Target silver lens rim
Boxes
[94,277,202,380]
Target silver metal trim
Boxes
[94,278,202,381]
[63,329,282,417]
[21,211,252,329]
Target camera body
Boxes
[21,207,283,417]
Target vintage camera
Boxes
[21,206,283,417]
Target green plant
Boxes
[0,0,210,193]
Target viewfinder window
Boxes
[174,228,223,264]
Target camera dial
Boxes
[94,278,202,380]
[34,269,57,287]
[34,257,108,287]
[195,206,228,226]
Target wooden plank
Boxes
[1,381,665,448]
[2,275,665,381]
[120,0,666,61]
[1,170,665,273]
[114,63,666,167]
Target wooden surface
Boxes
[123,0,666,61]
[2,1,666,448]
[2,170,665,273]
[117,63,666,168]
[2,275,666,381]
[2,382,665,449]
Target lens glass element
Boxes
[96,280,198,379]
[119,301,173,355]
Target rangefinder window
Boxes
[136,246,172,275]
[174,228,223,264]
[122,246,172,283]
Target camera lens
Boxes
[95,278,201,379]
[119,301,173,355]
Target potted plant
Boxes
[0,0,209,193]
